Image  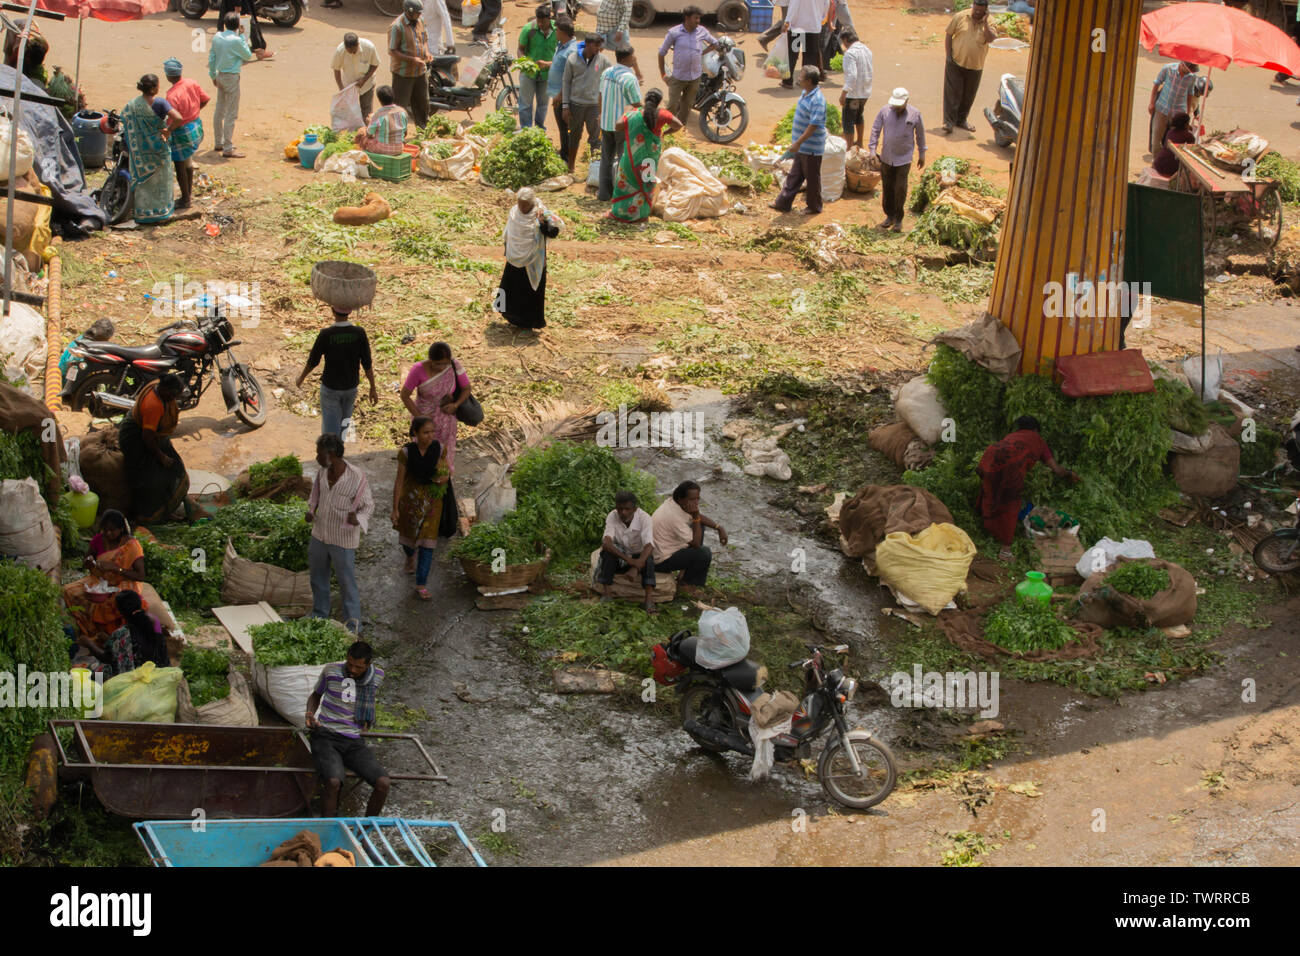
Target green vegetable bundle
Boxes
[427,141,458,160]
[181,647,232,707]
[449,511,544,566]
[303,124,337,145]
[320,131,357,161]
[1257,151,1300,203]
[993,12,1029,41]
[909,155,1001,213]
[468,109,519,139]
[771,103,842,144]
[1104,562,1170,600]
[0,430,51,488]
[691,146,775,192]
[984,598,1077,653]
[829,52,843,72]
[248,454,303,492]
[513,55,544,79]
[481,126,567,190]
[926,343,1006,458]
[420,114,458,140]
[250,618,352,667]
[0,562,72,769]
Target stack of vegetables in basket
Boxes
[249,618,354,726]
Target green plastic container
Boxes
[1015,570,1053,607]
[65,490,99,529]
[366,150,412,182]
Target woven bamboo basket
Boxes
[459,548,552,589]
[845,167,881,194]
[310,261,377,311]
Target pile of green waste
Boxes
[909,155,1001,213]
[983,598,1076,653]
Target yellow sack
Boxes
[874,522,976,615]
[101,662,182,723]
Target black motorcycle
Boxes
[178,0,304,27]
[428,52,487,116]
[653,633,897,810]
[91,110,134,227]
[696,34,748,143]
[61,300,266,429]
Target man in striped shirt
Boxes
[356,85,409,155]
[769,65,827,215]
[1148,61,1199,157]
[306,640,390,817]
[389,0,431,128]
[598,47,641,202]
[307,433,375,634]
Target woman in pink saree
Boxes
[399,342,472,472]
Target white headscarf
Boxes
[504,188,561,291]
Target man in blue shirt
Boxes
[769,65,826,215]
[305,640,390,817]
[208,12,255,158]
[598,47,641,202]
[548,17,578,165]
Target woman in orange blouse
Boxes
[117,373,193,524]
[62,509,149,639]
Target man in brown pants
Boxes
[941,0,994,134]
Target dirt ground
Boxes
[31,1,1300,865]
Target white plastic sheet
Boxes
[696,607,751,669]
[1076,537,1156,578]
[330,83,365,132]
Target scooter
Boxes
[984,73,1024,148]
[653,632,897,810]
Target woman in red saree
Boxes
[976,416,1079,560]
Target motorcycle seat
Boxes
[428,54,460,68]
[677,636,762,691]
[81,342,163,360]
[443,87,483,97]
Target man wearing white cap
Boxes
[868,87,926,231]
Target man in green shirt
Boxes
[517,4,558,130]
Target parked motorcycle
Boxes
[984,73,1023,148]
[467,23,523,116]
[652,632,896,809]
[696,34,748,143]
[91,110,133,227]
[178,0,304,28]
[61,298,267,429]
[428,51,487,116]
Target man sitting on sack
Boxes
[596,490,658,614]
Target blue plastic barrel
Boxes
[73,110,107,168]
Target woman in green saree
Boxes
[121,74,182,225]
[609,89,682,224]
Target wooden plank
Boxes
[212,601,282,656]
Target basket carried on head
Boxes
[845,167,881,194]
[310,261,377,311]
[459,548,552,589]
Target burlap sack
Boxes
[221,539,313,612]
[838,484,953,561]
[417,139,479,181]
[588,549,677,603]
[1170,423,1239,499]
[939,606,1103,662]
[79,427,131,515]
[1073,558,1197,629]
[176,667,258,726]
[0,382,63,499]
[868,421,918,469]
[933,313,1023,382]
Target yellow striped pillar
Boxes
[987,0,1144,375]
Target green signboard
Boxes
[1123,184,1204,306]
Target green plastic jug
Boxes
[1015,570,1053,607]
[65,490,99,529]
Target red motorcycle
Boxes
[61,301,266,428]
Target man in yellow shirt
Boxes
[651,480,727,597]
[942,0,995,135]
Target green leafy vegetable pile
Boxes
[829,52,843,72]
[426,140,458,160]
[303,124,337,144]
[250,618,353,667]
[320,131,357,160]
[181,647,231,707]
[420,114,458,140]
[993,11,1030,40]
[1104,562,1170,600]
[926,344,1006,459]
[1239,425,1281,474]
[0,562,71,769]
[481,126,567,190]
[909,155,1001,212]
[248,454,303,492]
[910,204,1001,251]
[771,103,842,144]
[451,441,658,568]
[1257,151,1300,203]
[983,598,1077,653]
[513,55,544,78]
[0,430,51,487]
[468,109,519,139]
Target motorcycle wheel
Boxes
[679,684,741,754]
[1253,530,1300,574]
[265,0,303,27]
[817,730,896,810]
[178,0,207,19]
[70,369,133,417]
[495,84,519,116]
[232,365,268,429]
[698,97,748,144]
[96,169,134,226]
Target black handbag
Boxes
[455,393,484,426]
[439,477,459,538]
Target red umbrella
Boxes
[35,0,170,90]
[1140,2,1300,75]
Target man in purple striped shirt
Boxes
[868,87,926,232]
[306,640,390,817]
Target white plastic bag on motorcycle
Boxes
[696,607,750,669]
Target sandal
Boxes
[415,586,431,600]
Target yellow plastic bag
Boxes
[101,662,182,723]
[874,522,977,615]
[285,137,301,161]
